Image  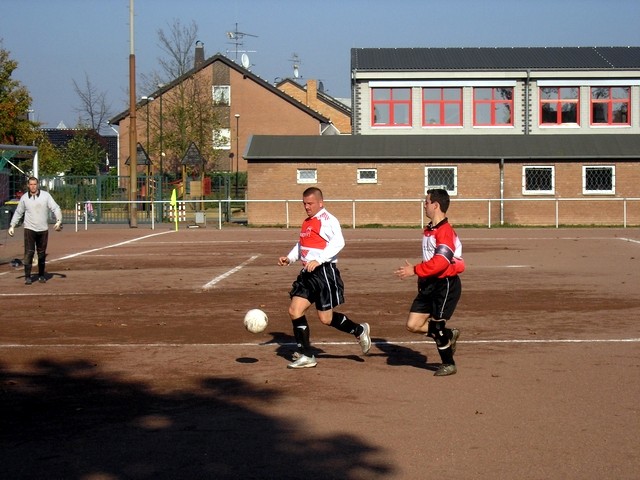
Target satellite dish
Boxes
[318,81,325,92]
[241,53,250,69]
[293,65,299,78]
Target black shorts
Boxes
[409,275,461,320]
[289,262,345,311]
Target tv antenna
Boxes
[289,53,302,79]
[226,23,258,62]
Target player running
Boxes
[394,188,465,376]
[278,187,371,369]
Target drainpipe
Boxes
[525,69,531,135]
[351,68,357,134]
[500,158,505,226]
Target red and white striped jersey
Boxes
[415,218,464,279]
[286,208,345,266]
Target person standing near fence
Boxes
[278,186,371,369]
[394,188,464,376]
[8,176,62,285]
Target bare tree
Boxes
[73,73,111,133]
[139,19,199,96]
[139,19,224,176]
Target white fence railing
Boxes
[74,197,640,231]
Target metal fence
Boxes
[72,197,640,231]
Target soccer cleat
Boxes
[357,322,372,355]
[38,276,47,284]
[450,329,460,354]
[434,364,457,376]
[25,277,32,285]
[287,354,317,369]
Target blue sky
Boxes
[2,0,639,129]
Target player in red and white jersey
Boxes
[278,187,371,369]
[395,189,464,376]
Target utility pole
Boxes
[235,113,240,198]
[128,0,138,227]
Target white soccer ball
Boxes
[244,309,268,334]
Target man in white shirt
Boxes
[8,177,62,285]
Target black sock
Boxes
[292,316,312,356]
[329,312,362,336]
[432,321,455,365]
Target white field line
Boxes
[51,230,174,262]
[202,254,260,290]
[1,338,639,349]
[0,230,174,277]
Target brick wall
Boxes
[247,160,640,226]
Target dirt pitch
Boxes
[1,224,639,480]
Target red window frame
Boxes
[473,87,513,126]
[539,87,580,125]
[371,88,412,127]
[591,87,630,125]
[422,87,462,126]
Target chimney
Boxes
[195,41,204,68]
[306,80,317,107]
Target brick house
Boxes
[109,45,339,180]
[276,78,351,133]
[245,47,640,227]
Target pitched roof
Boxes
[109,54,330,125]
[42,128,117,163]
[351,47,640,71]
[245,134,640,161]
[276,78,351,115]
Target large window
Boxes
[540,87,579,125]
[297,169,317,184]
[425,166,457,195]
[591,87,630,125]
[474,87,513,126]
[422,87,462,126]
[213,85,230,105]
[213,128,231,150]
[583,166,615,194]
[523,166,554,195]
[371,87,411,126]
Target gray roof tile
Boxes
[245,134,640,161]
[351,47,640,71]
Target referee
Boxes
[8,176,62,285]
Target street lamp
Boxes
[141,96,153,154]
[158,84,165,179]
[234,113,240,198]
[227,152,234,222]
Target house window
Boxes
[371,87,411,126]
[583,166,615,194]
[425,166,457,195]
[422,87,462,126]
[540,87,579,125]
[213,128,231,150]
[591,87,630,125]
[473,87,513,126]
[357,168,377,184]
[297,169,317,184]
[213,85,230,106]
[523,166,554,195]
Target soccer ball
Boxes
[244,309,268,334]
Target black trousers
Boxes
[24,229,48,277]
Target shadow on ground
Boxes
[0,358,393,479]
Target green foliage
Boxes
[36,135,67,175]
[0,40,38,145]
[60,132,105,176]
